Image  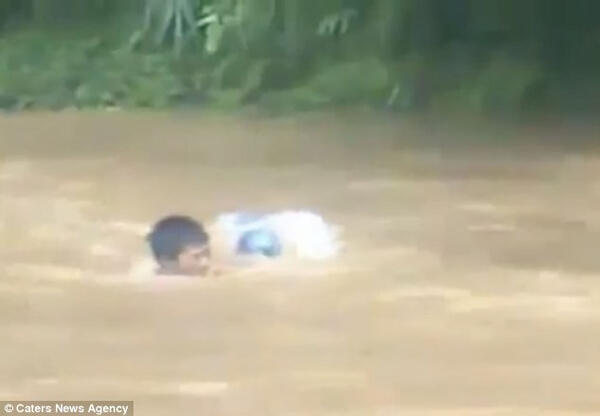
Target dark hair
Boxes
[147,215,209,261]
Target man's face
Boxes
[177,244,211,276]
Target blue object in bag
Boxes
[237,228,282,257]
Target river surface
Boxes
[1,112,600,415]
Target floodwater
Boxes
[1,112,600,415]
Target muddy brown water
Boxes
[1,112,600,415]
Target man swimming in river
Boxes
[146,211,340,276]
[147,215,211,276]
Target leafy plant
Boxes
[197,0,276,55]
[140,0,198,57]
[0,30,185,110]
[197,3,241,55]
[317,8,358,37]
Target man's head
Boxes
[147,215,210,276]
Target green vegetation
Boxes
[0,0,598,115]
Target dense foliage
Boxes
[0,0,598,115]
